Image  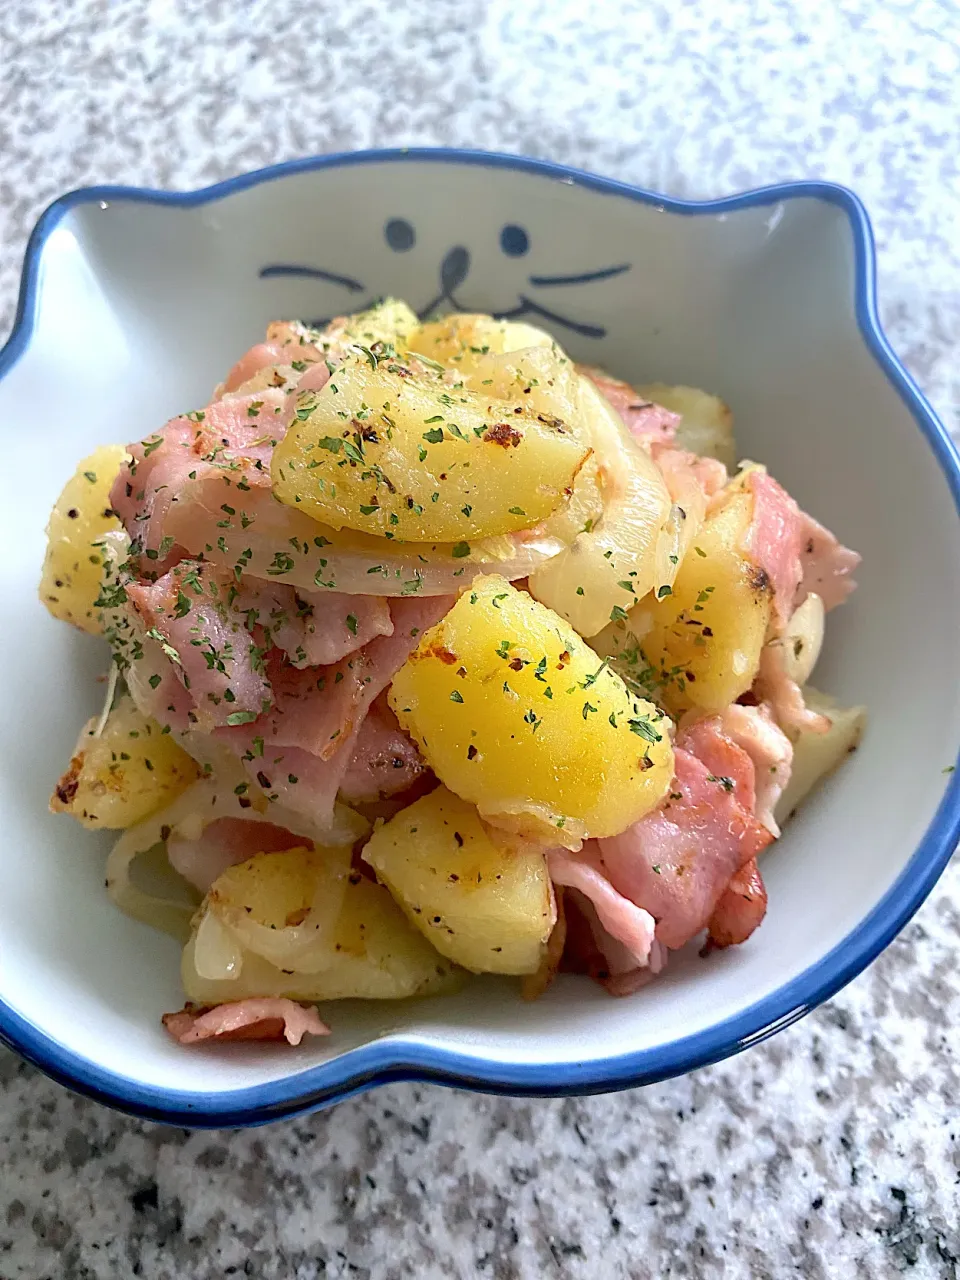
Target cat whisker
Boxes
[527,264,630,288]
[493,296,606,339]
[259,264,366,293]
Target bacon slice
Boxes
[124,630,197,732]
[598,741,772,951]
[122,561,393,741]
[706,859,768,948]
[559,888,667,996]
[233,744,345,820]
[742,470,804,630]
[675,717,757,812]
[217,321,333,397]
[743,469,859,629]
[338,696,428,805]
[561,890,626,988]
[110,389,289,556]
[547,846,656,969]
[167,817,307,893]
[716,703,793,836]
[221,342,292,394]
[215,597,452,821]
[579,366,680,445]
[162,999,328,1045]
[297,361,333,393]
[248,651,370,760]
[231,582,393,670]
[652,443,728,501]
[604,950,668,996]
[753,644,830,737]
[125,560,271,731]
[110,416,198,558]
[796,510,860,611]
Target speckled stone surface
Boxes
[1,2,959,1277]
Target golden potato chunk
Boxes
[51,693,200,829]
[465,345,606,546]
[39,445,127,634]
[272,355,589,541]
[408,313,555,371]
[597,488,772,716]
[464,341,579,430]
[184,854,462,1003]
[364,787,555,974]
[205,845,352,972]
[328,297,419,351]
[388,575,674,847]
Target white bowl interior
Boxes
[1,160,958,1098]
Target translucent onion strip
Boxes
[164,480,567,597]
[192,907,244,980]
[206,845,354,973]
[104,836,197,941]
[529,378,673,636]
[105,776,367,938]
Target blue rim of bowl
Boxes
[1,147,958,1128]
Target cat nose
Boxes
[440,246,470,294]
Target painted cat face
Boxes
[259,217,631,339]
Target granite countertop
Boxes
[2,3,959,1277]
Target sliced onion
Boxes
[528,377,673,636]
[480,799,585,854]
[208,844,353,973]
[177,732,369,849]
[105,775,366,939]
[165,480,566,597]
[533,453,605,549]
[193,908,244,980]
[652,493,706,596]
[649,449,709,595]
[104,836,197,941]
[777,592,825,686]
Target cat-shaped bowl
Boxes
[1,149,958,1125]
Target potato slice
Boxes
[184,872,462,1003]
[51,693,200,829]
[207,845,352,972]
[408,313,555,371]
[388,575,674,847]
[328,297,420,352]
[464,341,579,427]
[271,354,589,542]
[528,376,673,636]
[774,688,866,825]
[636,383,737,469]
[598,488,772,716]
[465,344,606,546]
[39,445,127,634]
[364,786,555,974]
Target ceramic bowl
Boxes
[1,150,958,1127]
